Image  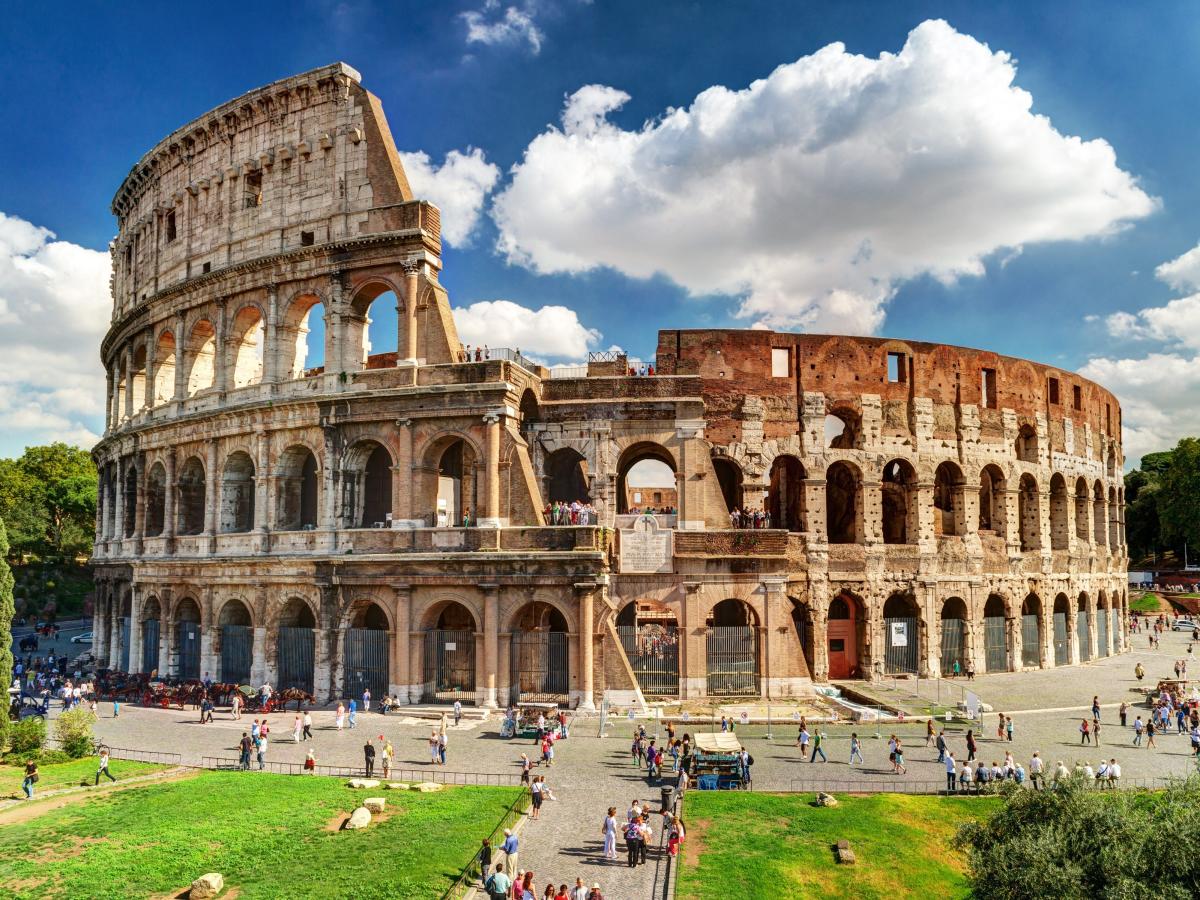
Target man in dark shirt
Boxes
[238,732,252,771]
[364,739,376,777]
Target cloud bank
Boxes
[398,148,500,246]
[451,299,600,360]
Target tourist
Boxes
[1053,760,1069,786]
[112,699,119,718]
[440,730,449,765]
[1079,718,1091,745]
[95,748,117,785]
[501,828,519,877]
[1133,715,1144,746]
[455,698,463,726]
[1134,662,1145,681]
[627,798,642,823]
[740,748,753,783]
[256,731,268,770]
[22,759,38,799]
[336,702,345,732]
[382,739,393,779]
[1146,717,1158,749]
[996,714,1005,741]
[293,714,303,743]
[1093,718,1102,745]
[797,724,810,756]
[965,729,977,762]
[520,753,533,785]
[1091,696,1101,721]
[602,806,619,859]
[238,732,252,770]
[231,692,242,719]
[485,864,511,900]
[1107,758,1121,787]
[364,738,376,777]
[1119,701,1128,727]
[926,718,935,748]
[637,815,653,865]
[572,878,589,900]
[587,885,603,900]
[809,729,827,763]
[430,731,441,764]
[849,732,864,766]
[348,698,358,729]
[959,761,973,792]
[894,741,907,775]
[1005,716,1014,742]
[363,688,371,713]
[303,710,313,740]
[304,748,316,774]
[521,872,535,900]
[944,749,957,792]
[1029,752,1044,790]
[965,659,975,680]
[935,729,947,762]
[531,775,544,819]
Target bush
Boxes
[7,717,46,755]
[53,708,97,759]
[2,747,71,765]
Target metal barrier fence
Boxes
[441,790,531,899]
[779,776,1173,795]
[198,756,521,785]
[98,745,184,766]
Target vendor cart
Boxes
[502,702,559,739]
[689,732,747,790]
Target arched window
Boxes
[980,465,1007,535]
[881,459,917,545]
[220,451,256,533]
[1049,474,1069,550]
[826,462,861,544]
[940,597,968,675]
[1018,473,1040,552]
[177,456,206,535]
[129,344,148,410]
[824,408,860,449]
[145,462,166,537]
[1016,424,1038,463]
[934,461,964,537]
[1092,481,1107,548]
[153,331,176,404]
[546,448,590,504]
[281,295,326,380]
[617,443,677,514]
[768,456,805,531]
[1074,477,1090,543]
[712,457,743,515]
[186,319,217,396]
[123,465,138,538]
[276,445,319,530]
[348,284,400,371]
[228,305,264,388]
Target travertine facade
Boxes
[92,64,1129,707]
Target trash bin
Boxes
[660,785,676,811]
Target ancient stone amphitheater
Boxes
[91,63,1129,707]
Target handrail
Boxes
[441,789,531,899]
[197,756,520,785]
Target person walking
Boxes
[965,729,977,763]
[485,864,511,900]
[293,715,303,743]
[797,725,810,757]
[1133,716,1144,746]
[944,749,957,793]
[256,732,268,770]
[624,816,642,867]
[530,775,544,820]
[382,739,393,779]
[336,702,345,732]
[809,729,827,763]
[1029,752,1044,790]
[364,739,376,777]
[430,731,440,765]
[1079,718,1091,745]
[112,699,120,718]
[1146,717,1158,749]
[602,807,619,860]
[454,699,463,726]
[1119,701,1128,728]
[348,699,358,729]
[926,718,935,748]
[501,828,519,878]
[304,748,317,773]
[935,729,947,763]
[894,740,907,775]
[1091,696,1101,721]
[1093,718,1102,746]
[362,688,371,713]
[95,748,116,785]
[302,710,313,740]
[1005,716,1014,742]
[996,714,1006,741]
[849,732,864,766]
[22,759,38,800]
[238,732,252,771]
[439,730,449,765]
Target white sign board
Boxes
[890,621,908,647]
[444,642,456,651]
[966,691,981,720]
[739,711,749,725]
[619,515,673,574]
[681,712,690,722]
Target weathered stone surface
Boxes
[347,779,380,789]
[345,807,372,829]
[383,782,410,790]
[412,782,444,792]
[817,792,839,807]
[363,797,386,812]
[837,847,857,865]
[189,873,224,899]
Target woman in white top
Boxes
[335,703,345,731]
[602,807,618,859]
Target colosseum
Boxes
[90,63,1130,709]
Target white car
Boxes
[71,631,94,644]
[1171,620,1197,632]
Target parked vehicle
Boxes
[1171,619,1197,631]
[71,631,94,644]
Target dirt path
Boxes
[0,767,197,826]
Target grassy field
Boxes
[677,792,998,900]
[0,758,169,799]
[0,770,520,899]
[1131,592,1165,614]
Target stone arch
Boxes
[347,279,403,370]
[617,442,677,514]
[343,439,393,528]
[276,443,319,530]
[1015,423,1038,463]
[1092,480,1107,548]
[767,454,805,531]
[1076,591,1092,662]
[881,458,918,545]
[276,596,318,693]
[545,447,590,505]
[129,343,148,411]
[216,596,254,627]
[122,463,139,539]
[827,590,866,679]
[826,460,862,544]
[1049,473,1069,551]
[171,596,203,680]
[978,464,1007,536]
[1018,473,1040,551]
[712,455,743,516]
[882,591,920,674]
[177,455,206,535]
[280,291,328,379]
[219,450,256,533]
[706,598,761,696]
[185,318,217,396]
[940,596,968,675]
[982,592,1010,673]
[278,595,319,628]
[227,303,265,388]
[509,600,571,703]
[824,404,861,450]
[419,597,481,632]
[705,596,761,627]
[1075,477,1090,543]
[153,329,176,404]
[933,460,965,537]
[1052,592,1071,665]
[508,599,573,635]
[518,388,539,434]
[145,461,166,537]
[1020,592,1043,667]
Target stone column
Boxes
[1008,610,1023,672]
[157,590,171,676]
[481,413,502,527]
[915,482,937,553]
[109,597,122,669]
[394,585,412,703]
[204,439,219,545]
[409,630,423,705]
[1067,606,1080,666]
[105,370,115,432]
[401,260,420,362]
[1088,598,1100,660]
[760,577,789,697]
[128,589,144,675]
[142,327,155,411]
[173,313,187,402]
[92,585,107,663]
[482,583,499,708]
[254,429,270,553]
[251,626,267,685]
[163,450,177,547]
[132,457,146,555]
[681,582,704,698]
[861,479,883,545]
[802,479,827,542]
[810,602,829,682]
[263,285,280,385]
[576,582,596,710]
[113,457,126,550]
[320,425,339,548]
[214,299,229,394]
[393,418,419,527]
[124,344,135,421]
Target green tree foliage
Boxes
[0,521,14,750]
[1158,438,1200,552]
[0,443,96,560]
[957,775,1200,898]
[7,717,46,756]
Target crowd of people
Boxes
[727,507,772,529]
[545,501,599,526]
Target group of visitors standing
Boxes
[545,501,597,526]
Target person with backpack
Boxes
[624,816,643,867]
[484,863,511,900]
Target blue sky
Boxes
[2,1,1199,464]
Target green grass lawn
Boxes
[0,771,521,899]
[0,758,168,799]
[1131,592,1164,614]
[677,792,998,900]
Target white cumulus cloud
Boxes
[452,299,601,360]
[1154,240,1200,294]
[0,211,110,455]
[492,18,1157,333]
[461,0,544,55]
[399,148,500,246]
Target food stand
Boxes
[501,702,560,739]
[689,732,746,790]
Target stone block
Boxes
[412,782,444,792]
[363,797,386,812]
[347,779,380,789]
[345,806,372,829]
[189,873,224,898]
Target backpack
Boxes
[625,822,641,841]
[746,754,754,766]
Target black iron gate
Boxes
[142,619,160,674]
[277,626,315,693]
[1053,612,1069,666]
[1077,611,1091,662]
[1097,610,1109,657]
[221,624,253,685]
[884,616,919,674]
[345,628,390,701]
[617,625,680,696]
[176,621,201,680]
[509,632,569,704]
[984,616,1007,673]
[421,629,474,704]
[940,618,966,675]
[706,626,759,696]
[1021,614,1041,667]
[119,617,130,672]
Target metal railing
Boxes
[441,789,531,899]
[777,776,1174,795]
[102,746,184,766]
[197,756,521,785]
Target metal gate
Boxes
[1097,610,1109,657]
[706,626,759,696]
[176,621,201,680]
[345,628,390,701]
[421,629,474,704]
[509,632,569,704]
[142,619,160,674]
[1021,614,1041,667]
[119,617,130,672]
[940,618,966,675]
[1077,611,1091,662]
[617,625,679,696]
[1053,612,1069,666]
[221,624,253,685]
[884,617,919,674]
[277,626,315,693]
[984,616,1007,673]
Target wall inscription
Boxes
[620,515,673,574]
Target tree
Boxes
[1158,438,1200,554]
[0,443,97,560]
[0,520,14,750]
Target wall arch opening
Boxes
[145,462,166,537]
[276,445,319,530]
[826,461,861,544]
[277,597,316,693]
[1020,593,1042,667]
[345,600,390,702]
[706,598,760,696]
[219,451,256,534]
[824,408,860,449]
[616,600,679,697]
[510,601,569,705]
[881,459,917,545]
[153,331,176,404]
[1018,473,1040,552]
[422,601,477,704]
[1092,481,1107,548]
[228,305,264,388]
[141,596,161,674]
[344,441,392,528]
[1049,474,1069,551]
[1076,593,1091,662]
[123,465,138,539]
[546,447,590,505]
[983,594,1009,673]
[617,443,676,514]
[282,295,327,379]
[172,597,201,680]
[883,592,919,674]
[712,456,743,516]
[185,319,216,396]
[1053,593,1070,665]
[827,592,865,679]
[348,284,400,370]
[978,464,1006,535]
[1016,424,1038,463]
[934,461,965,537]
[768,455,806,531]
[217,598,253,684]
[177,456,206,535]
[940,597,968,676]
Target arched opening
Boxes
[145,462,166,537]
[617,443,677,514]
[217,598,253,684]
[282,295,326,379]
[509,602,569,705]
[545,447,590,505]
[344,441,392,528]
[1107,445,1117,478]
[881,459,917,545]
[114,364,126,425]
[141,597,161,674]
[883,592,920,674]
[1074,478,1090,544]
[185,319,216,396]
[706,599,760,696]
[1018,473,1040,552]
[177,456,206,536]
[1048,474,1069,551]
[1108,487,1119,551]
[826,461,861,544]
[277,598,317,693]
[116,591,132,672]
[768,456,806,531]
[153,331,176,404]
[1015,424,1038,463]
[173,597,202,680]
[1020,593,1042,667]
[1096,591,1110,657]
[436,439,478,526]
[219,451,255,534]
[824,408,860,449]
[712,456,743,516]
[978,464,1006,535]
[228,305,265,388]
[422,601,477,704]
[276,445,319,530]
[983,594,1009,673]
[129,344,147,411]
[123,465,139,538]
[934,461,965,537]
[348,284,400,370]
[345,601,391,702]
[827,592,864,679]
[940,597,968,675]
[1052,593,1070,665]
[616,600,679,696]
[1092,481,1107,549]
[519,389,539,434]
[1076,593,1091,662]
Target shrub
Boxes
[54,708,97,759]
[7,717,46,755]
[2,747,70,766]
